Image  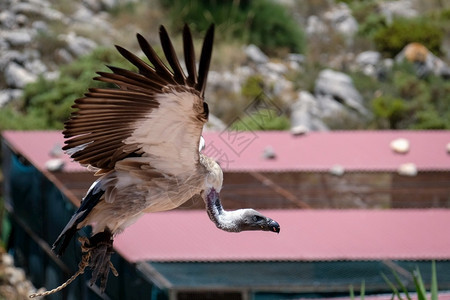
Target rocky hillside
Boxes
[1,0,449,132]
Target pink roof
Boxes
[113,209,450,262]
[2,130,450,173]
[2,130,86,173]
[202,130,450,172]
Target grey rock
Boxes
[265,62,288,75]
[15,14,28,27]
[0,50,24,69]
[0,10,16,29]
[32,20,49,33]
[56,48,74,63]
[314,69,368,116]
[356,51,381,67]
[287,53,305,65]
[207,70,242,94]
[355,51,381,77]
[306,15,327,36]
[324,3,358,37]
[11,2,65,22]
[64,32,97,57]
[0,89,23,107]
[0,37,9,51]
[4,267,26,285]
[290,91,328,132]
[73,4,95,22]
[4,62,37,88]
[245,44,269,64]
[380,0,417,23]
[1,29,34,47]
[24,58,47,75]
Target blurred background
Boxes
[0,0,450,299]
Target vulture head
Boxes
[202,157,280,233]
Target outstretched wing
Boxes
[63,25,214,174]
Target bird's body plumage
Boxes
[50,24,279,294]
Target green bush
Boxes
[373,18,444,56]
[371,96,407,129]
[230,108,290,131]
[159,0,305,54]
[241,75,264,99]
[351,62,450,130]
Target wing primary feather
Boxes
[62,25,214,171]
[196,24,214,97]
[105,65,166,91]
[115,45,155,76]
[136,33,175,84]
[183,24,197,87]
[159,25,186,85]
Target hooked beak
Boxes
[268,219,280,233]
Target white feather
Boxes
[123,88,203,176]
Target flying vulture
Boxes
[50,24,280,293]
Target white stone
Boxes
[262,146,276,159]
[245,44,268,64]
[290,125,309,136]
[306,15,327,36]
[397,163,417,176]
[1,30,33,47]
[4,267,26,285]
[330,164,345,176]
[380,0,418,23]
[0,89,23,107]
[63,32,97,57]
[323,3,358,36]
[45,158,65,171]
[1,253,14,267]
[356,51,381,67]
[265,62,288,75]
[4,62,37,88]
[390,138,410,154]
[290,91,328,132]
[315,69,369,116]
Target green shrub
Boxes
[373,18,444,56]
[351,62,450,130]
[230,108,290,131]
[245,0,305,54]
[241,75,264,100]
[371,96,407,129]
[159,0,305,54]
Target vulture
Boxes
[51,24,280,292]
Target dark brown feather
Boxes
[159,25,186,85]
[196,24,214,97]
[183,24,197,87]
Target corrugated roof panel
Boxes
[113,209,450,262]
[3,130,450,173]
[202,130,450,172]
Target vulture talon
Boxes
[79,230,117,292]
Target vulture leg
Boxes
[79,228,118,292]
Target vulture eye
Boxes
[253,215,264,222]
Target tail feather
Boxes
[52,180,105,256]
